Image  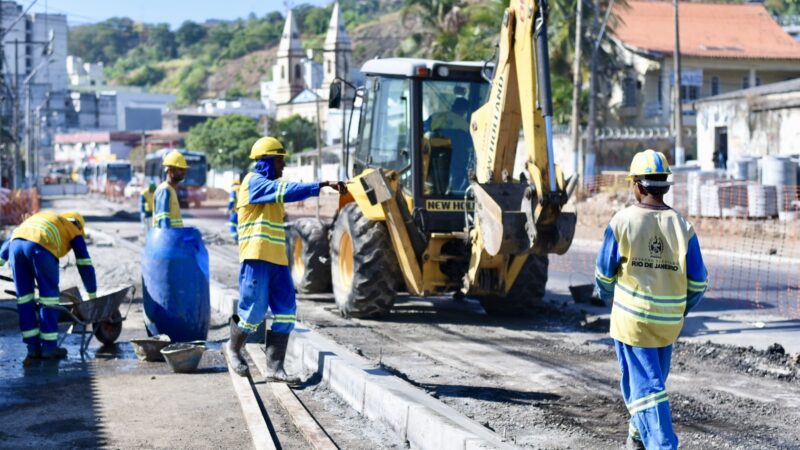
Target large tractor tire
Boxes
[331,203,400,318]
[479,254,549,316]
[286,218,332,294]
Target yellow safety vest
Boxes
[236,172,287,265]
[609,206,694,348]
[153,182,183,227]
[12,211,83,258]
[141,189,154,214]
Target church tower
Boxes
[274,10,306,104]
[321,2,352,98]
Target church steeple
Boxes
[274,10,306,104]
[322,2,352,96]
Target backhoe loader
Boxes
[287,0,578,317]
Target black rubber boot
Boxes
[265,331,300,384]
[626,436,645,450]
[223,316,249,377]
[40,347,67,360]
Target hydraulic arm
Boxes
[465,0,577,295]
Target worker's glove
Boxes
[323,181,348,195]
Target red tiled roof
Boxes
[54,132,141,144]
[612,1,800,60]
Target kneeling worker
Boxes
[224,136,346,381]
[154,150,188,228]
[0,211,97,359]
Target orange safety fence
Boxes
[0,189,39,226]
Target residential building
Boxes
[608,2,800,132]
[66,55,105,87]
[694,78,800,170]
[66,88,176,132]
[197,97,267,120]
[53,131,141,163]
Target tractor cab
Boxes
[350,58,489,232]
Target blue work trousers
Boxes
[9,239,61,352]
[237,260,295,334]
[228,211,238,243]
[615,340,678,450]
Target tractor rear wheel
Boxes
[479,254,549,316]
[286,218,332,294]
[331,203,400,318]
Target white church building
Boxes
[262,2,360,146]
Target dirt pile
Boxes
[676,340,800,382]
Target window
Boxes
[622,76,637,107]
[742,76,749,89]
[294,64,302,81]
[756,77,762,87]
[355,77,412,178]
[327,60,331,74]
[657,75,663,106]
[280,65,284,80]
[711,76,720,96]
[680,85,699,102]
[421,79,489,196]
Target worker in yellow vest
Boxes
[0,211,97,360]
[595,150,708,450]
[140,182,156,233]
[153,151,188,228]
[224,136,346,381]
[227,179,240,242]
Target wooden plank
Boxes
[227,361,278,450]
[245,344,338,450]
[270,383,338,450]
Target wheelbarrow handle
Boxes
[121,285,136,321]
[43,304,89,326]
[0,274,13,283]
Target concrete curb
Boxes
[211,283,515,450]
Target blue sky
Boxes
[28,0,331,27]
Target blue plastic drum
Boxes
[142,227,210,342]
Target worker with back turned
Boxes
[227,179,240,242]
[595,150,708,450]
[223,136,346,381]
[153,150,188,228]
[0,211,97,360]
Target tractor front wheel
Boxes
[478,254,549,316]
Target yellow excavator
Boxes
[287,0,578,317]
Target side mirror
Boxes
[329,82,342,109]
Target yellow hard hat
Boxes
[627,149,672,180]
[249,137,286,160]
[162,150,189,169]
[62,211,86,232]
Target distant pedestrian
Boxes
[140,182,156,234]
[595,150,708,450]
[223,136,346,381]
[153,151,188,228]
[0,211,97,360]
[227,179,240,243]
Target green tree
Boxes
[185,115,261,173]
[304,6,333,35]
[146,23,177,60]
[123,64,166,86]
[176,21,207,49]
[273,115,317,154]
[68,17,140,63]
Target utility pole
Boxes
[569,0,584,180]
[672,0,685,165]
[585,0,615,185]
[314,95,322,220]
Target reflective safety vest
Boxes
[141,189,154,215]
[608,206,694,347]
[12,211,83,258]
[236,172,287,265]
[153,182,183,227]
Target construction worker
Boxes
[140,182,156,233]
[153,151,188,228]
[224,136,346,380]
[227,179,240,242]
[595,150,708,450]
[0,211,97,360]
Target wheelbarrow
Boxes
[1,274,135,354]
